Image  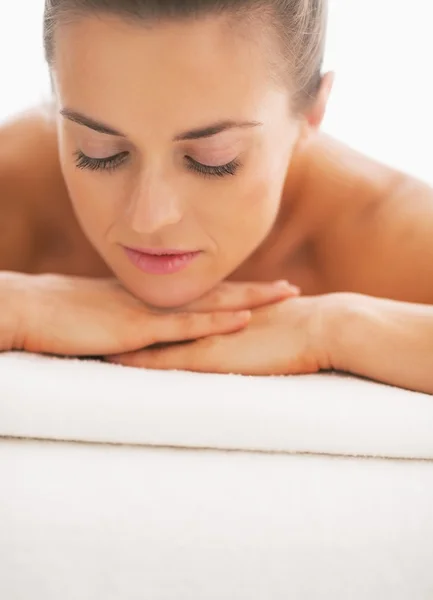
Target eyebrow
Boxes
[173,120,262,141]
[60,108,262,140]
[60,109,126,137]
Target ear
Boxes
[305,71,335,130]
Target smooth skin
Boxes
[1,14,433,393]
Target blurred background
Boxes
[0,0,432,183]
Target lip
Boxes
[123,246,201,275]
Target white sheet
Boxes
[1,439,433,599]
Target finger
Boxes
[186,280,300,313]
[142,310,251,347]
[108,336,222,372]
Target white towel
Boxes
[0,351,431,459]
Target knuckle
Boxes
[207,311,231,328]
[244,285,261,301]
[144,314,169,346]
[195,311,229,330]
[211,281,240,305]
[210,288,225,307]
[175,311,197,333]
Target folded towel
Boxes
[0,351,432,459]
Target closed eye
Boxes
[73,150,241,178]
[185,156,241,178]
[74,150,129,172]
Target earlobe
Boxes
[306,70,335,130]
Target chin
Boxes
[124,277,217,312]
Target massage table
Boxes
[1,351,433,599]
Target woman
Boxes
[1,0,432,393]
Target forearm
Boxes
[327,293,433,394]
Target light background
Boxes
[0,0,432,183]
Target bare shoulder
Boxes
[361,173,433,303]
[0,103,61,189]
[307,133,433,303]
[0,105,64,271]
[0,105,108,276]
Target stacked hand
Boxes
[4,272,334,375]
[108,291,331,375]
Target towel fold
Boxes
[0,351,431,459]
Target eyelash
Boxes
[74,150,128,173]
[185,156,240,178]
[73,151,241,178]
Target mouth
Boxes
[123,246,202,275]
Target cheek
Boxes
[58,135,122,237]
[220,154,289,252]
[199,170,282,259]
[62,164,119,243]
[234,159,286,223]
[239,176,282,232]
[240,133,291,209]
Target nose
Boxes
[126,174,183,235]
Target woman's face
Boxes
[53,14,302,308]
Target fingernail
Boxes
[274,280,290,288]
[274,280,300,293]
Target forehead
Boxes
[53,15,291,135]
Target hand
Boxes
[6,273,299,357]
[107,295,332,375]
[179,279,300,312]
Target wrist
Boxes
[318,292,369,373]
[0,271,34,351]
